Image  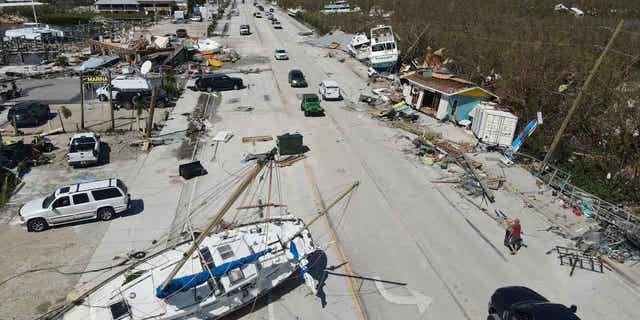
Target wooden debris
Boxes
[278,154,306,167]
[241,135,273,143]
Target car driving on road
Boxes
[195,74,244,92]
[488,286,581,320]
[19,178,130,232]
[288,69,308,87]
[240,24,251,35]
[274,49,289,60]
[273,20,282,29]
[300,94,324,117]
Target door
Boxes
[48,196,76,224]
[72,193,96,220]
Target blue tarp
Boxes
[155,248,272,299]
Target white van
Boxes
[19,178,130,232]
[95,76,150,101]
[67,132,102,167]
[319,80,342,100]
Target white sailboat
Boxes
[347,32,370,61]
[369,25,399,72]
[3,1,64,41]
[46,149,358,320]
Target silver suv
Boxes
[19,178,130,232]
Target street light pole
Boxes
[107,69,114,130]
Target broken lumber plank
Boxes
[241,135,273,143]
[462,153,495,203]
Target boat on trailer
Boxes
[47,149,358,320]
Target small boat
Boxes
[287,7,304,17]
[347,32,370,61]
[369,25,399,72]
[321,1,361,14]
[50,149,359,320]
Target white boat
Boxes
[287,7,304,17]
[4,24,64,41]
[50,149,359,320]
[347,32,370,61]
[321,1,361,14]
[3,1,64,41]
[369,25,399,72]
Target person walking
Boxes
[508,218,523,254]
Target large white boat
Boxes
[347,32,370,61]
[3,1,64,41]
[321,1,361,14]
[369,25,399,72]
[47,149,359,320]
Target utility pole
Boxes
[107,69,114,131]
[539,20,624,173]
[80,71,85,131]
[146,86,157,140]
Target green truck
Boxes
[300,93,324,116]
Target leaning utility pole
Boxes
[539,20,624,173]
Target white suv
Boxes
[319,80,342,100]
[19,178,130,232]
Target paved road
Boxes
[70,2,640,320]
[194,2,640,319]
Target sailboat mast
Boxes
[160,151,274,292]
[31,0,38,25]
[284,181,359,244]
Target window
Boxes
[52,196,70,209]
[42,192,56,208]
[72,193,90,205]
[92,188,123,201]
[217,244,235,260]
[109,300,130,320]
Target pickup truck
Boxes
[67,132,102,168]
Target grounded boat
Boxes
[47,149,359,320]
[347,33,370,61]
[4,23,64,41]
[369,25,399,72]
[321,1,361,14]
[287,7,304,17]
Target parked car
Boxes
[274,49,289,60]
[67,132,102,168]
[269,7,274,12]
[19,178,130,232]
[319,80,342,100]
[176,28,188,38]
[7,101,50,127]
[288,69,308,87]
[195,74,244,92]
[113,88,169,109]
[164,33,178,42]
[240,24,251,35]
[300,93,324,116]
[273,20,282,29]
[190,15,202,22]
[488,286,580,320]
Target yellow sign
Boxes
[82,76,108,84]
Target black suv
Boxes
[195,74,244,92]
[488,286,580,320]
[288,69,307,87]
[7,102,50,127]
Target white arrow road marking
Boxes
[374,276,432,315]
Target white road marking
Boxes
[374,276,432,315]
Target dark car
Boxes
[114,89,169,110]
[488,286,580,320]
[288,69,307,87]
[176,28,188,38]
[269,8,274,13]
[7,102,50,127]
[195,74,244,92]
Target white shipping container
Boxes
[472,108,518,147]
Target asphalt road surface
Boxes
[71,2,640,320]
